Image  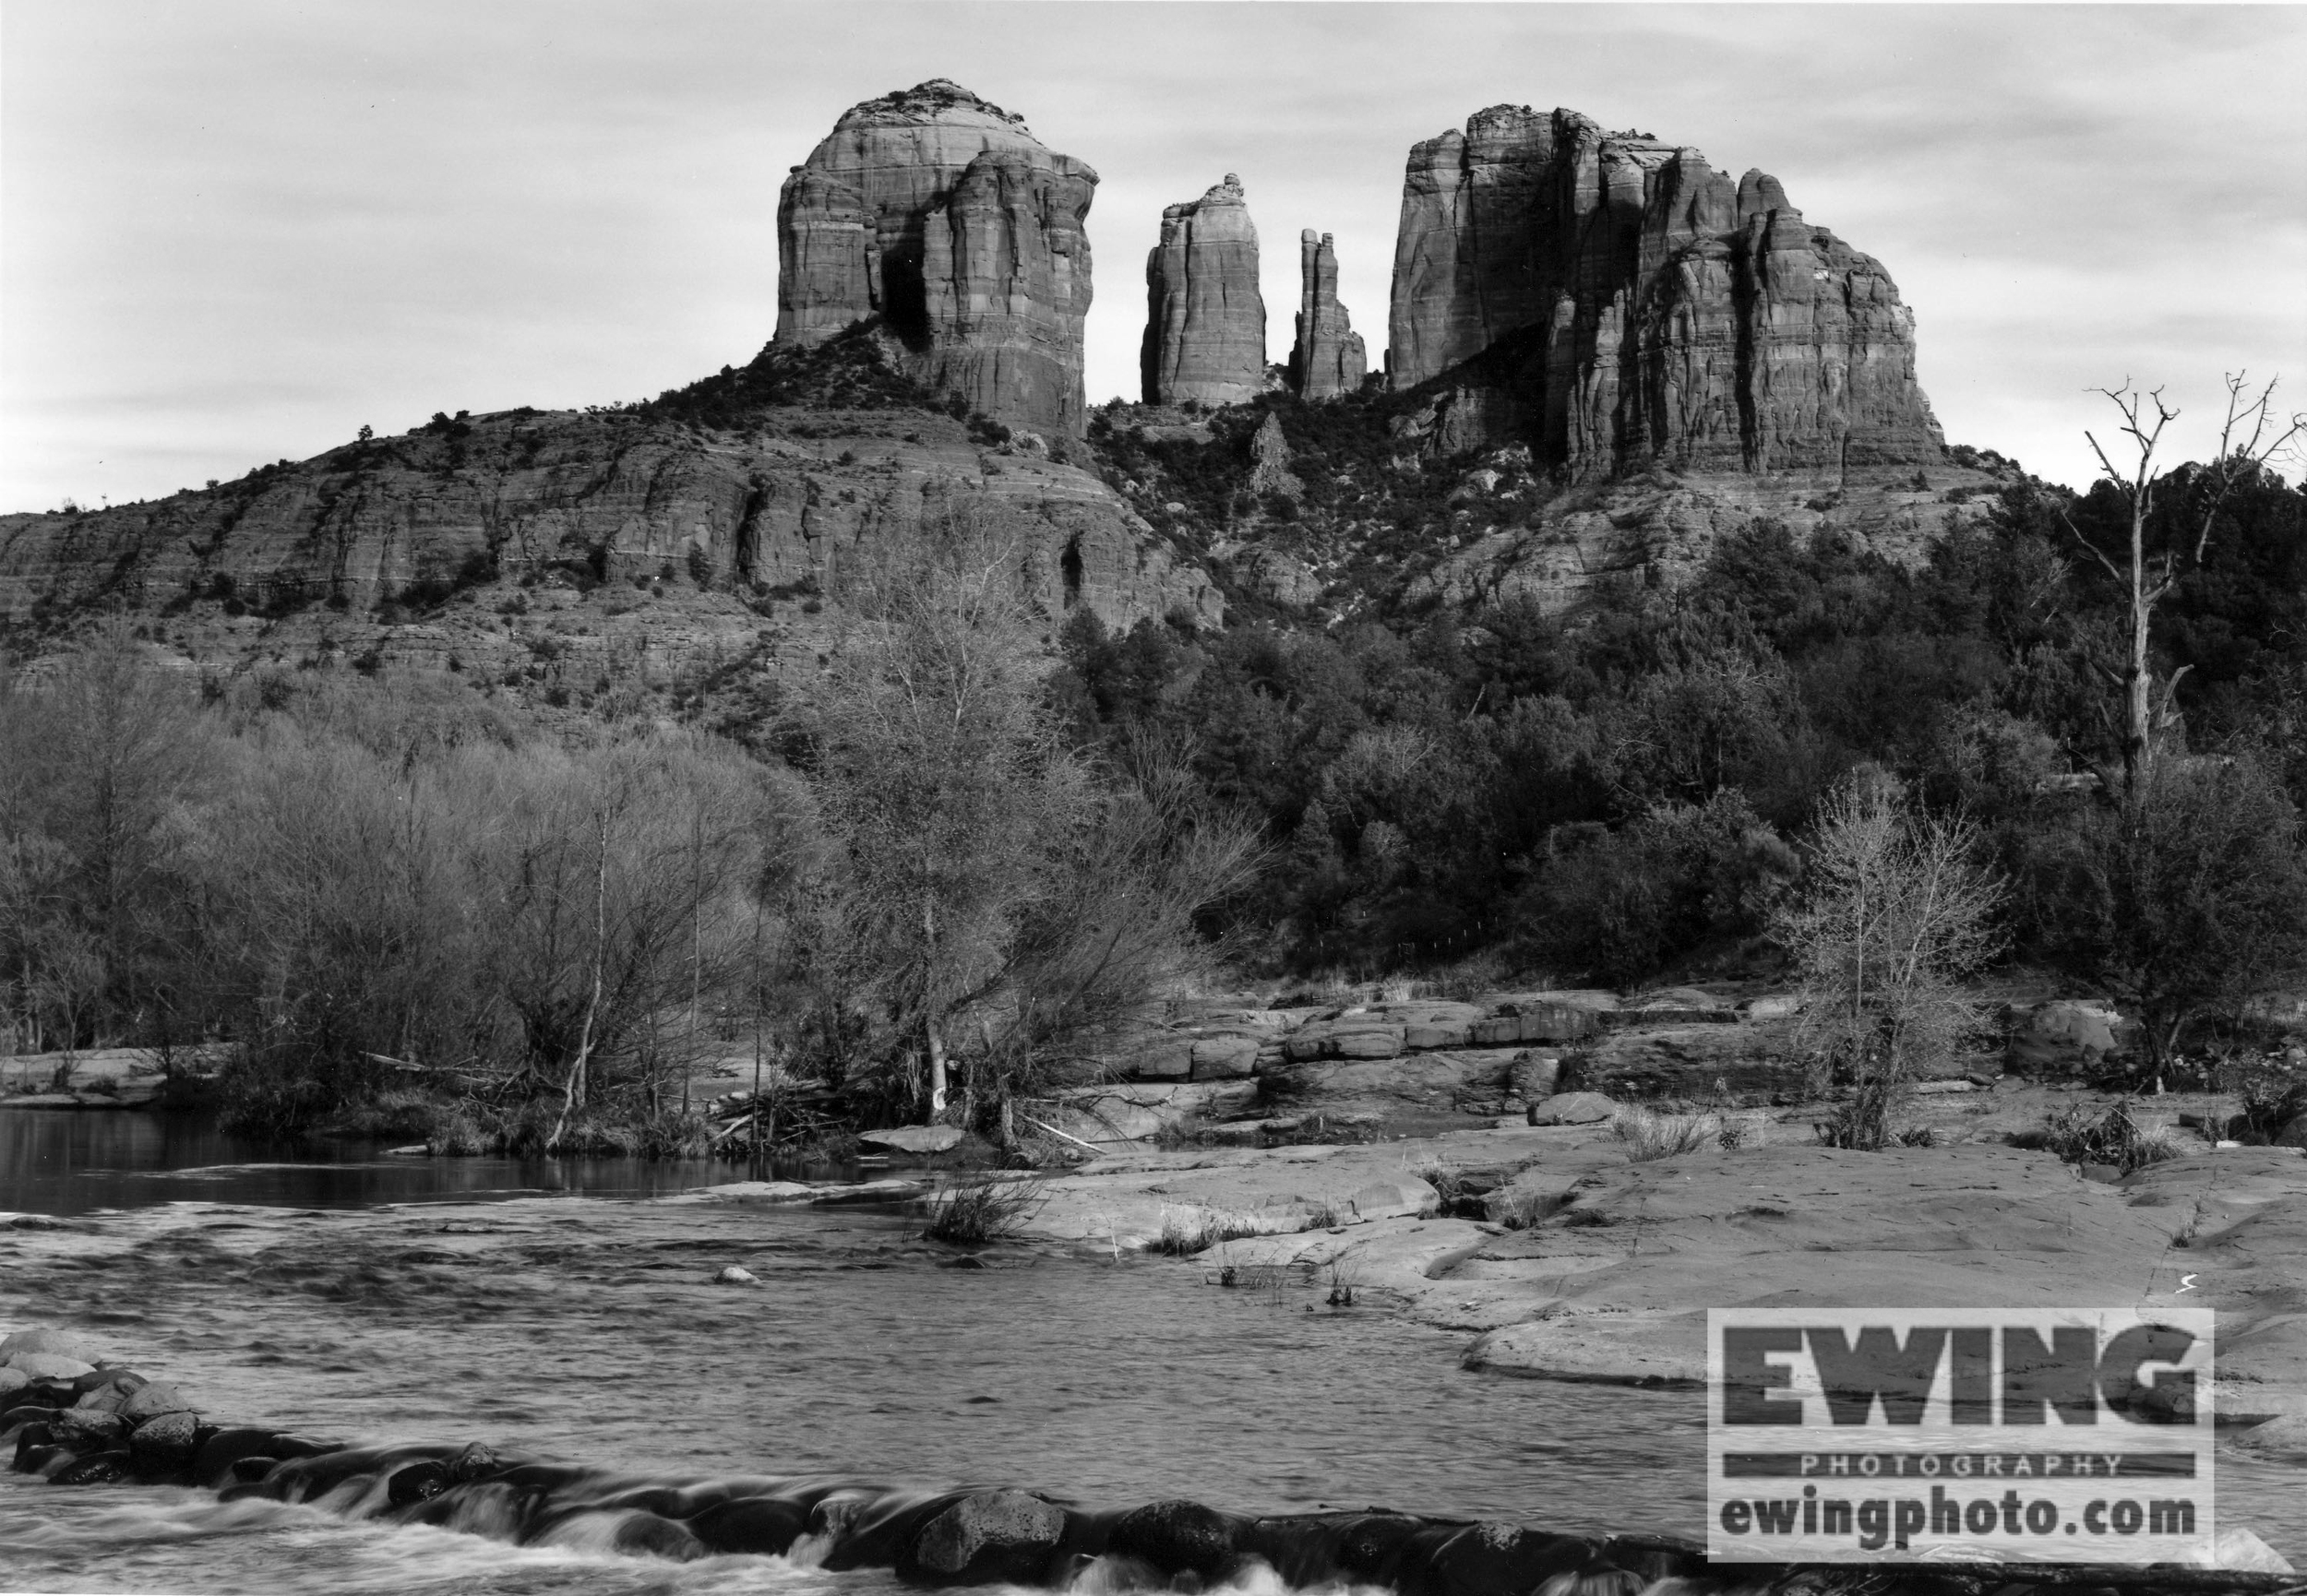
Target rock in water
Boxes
[118,1381,198,1423]
[775,79,1097,436]
[1288,231,1366,401]
[128,1410,199,1473]
[857,1125,964,1154]
[1141,174,1265,408]
[1385,105,1942,476]
[712,1266,759,1286]
[910,1489,1069,1581]
[0,1328,103,1366]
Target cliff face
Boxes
[1140,175,1266,408]
[774,81,1096,436]
[0,377,1218,699]
[1288,231,1367,402]
[1386,105,1942,478]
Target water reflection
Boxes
[0,1106,814,1215]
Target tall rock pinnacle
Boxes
[1386,105,1942,476]
[1288,231,1366,401]
[1140,174,1265,408]
[774,80,1097,435]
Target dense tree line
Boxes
[1049,463,2307,1052]
[5,387,2303,1142]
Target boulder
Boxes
[118,1381,197,1423]
[74,1370,147,1412]
[0,1328,102,1365]
[773,80,1098,436]
[1108,1499,1237,1578]
[1141,174,1265,408]
[1189,1036,1260,1080]
[1345,1178,1439,1222]
[858,1126,964,1155]
[1506,1051,1560,1103]
[1117,1038,1195,1080]
[1288,231,1367,401]
[910,1488,1070,1581]
[689,1496,808,1555]
[2004,999,2125,1074]
[1525,1091,1618,1126]
[1385,105,1942,477]
[5,1352,93,1381]
[712,1266,759,1285]
[49,1408,127,1449]
[53,1448,131,1485]
[127,1409,199,1473]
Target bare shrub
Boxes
[1775,774,2005,1151]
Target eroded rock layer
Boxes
[774,81,1096,435]
[1386,105,1942,477]
[0,393,1220,692]
[1140,175,1265,408]
[1288,231,1366,401]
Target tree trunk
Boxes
[546,804,610,1153]
[2122,495,2155,799]
[926,1014,948,1120]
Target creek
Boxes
[0,1105,2299,1592]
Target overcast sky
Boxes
[4,2,2303,511]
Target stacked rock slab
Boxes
[774,80,1096,436]
[1287,231,1367,401]
[1141,175,1265,407]
[1386,104,1942,477]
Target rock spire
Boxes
[1287,231,1366,401]
[1386,104,1942,475]
[1140,174,1265,408]
[774,80,1096,435]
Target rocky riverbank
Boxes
[3,1322,2296,1593]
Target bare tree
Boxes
[792,506,1088,1120]
[1775,774,2006,1149]
[2060,374,2305,797]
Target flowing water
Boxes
[2,1106,2301,1593]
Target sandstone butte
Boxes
[1288,230,1367,402]
[1140,174,1266,409]
[1386,103,1944,479]
[775,80,1097,438]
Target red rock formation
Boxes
[1386,105,1942,477]
[1288,231,1367,402]
[1140,175,1265,408]
[775,81,1096,436]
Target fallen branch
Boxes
[1021,1114,1103,1153]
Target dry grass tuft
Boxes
[922,1173,1047,1245]
[1611,1106,1722,1161]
